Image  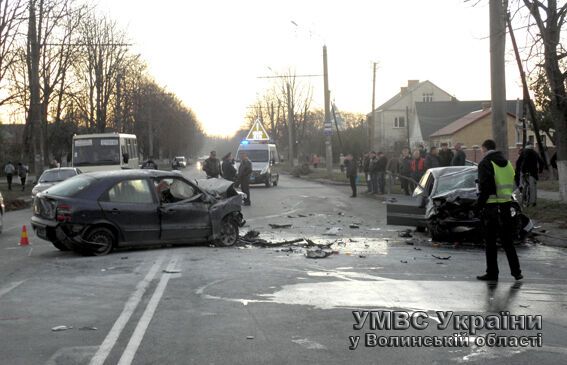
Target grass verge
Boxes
[523,199,567,228]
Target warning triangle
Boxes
[245,119,270,141]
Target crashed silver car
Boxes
[387,166,531,241]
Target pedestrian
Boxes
[362,152,371,193]
[221,152,237,182]
[438,142,454,167]
[424,146,441,171]
[410,150,425,189]
[398,148,412,195]
[312,154,320,169]
[344,154,358,197]
[476,139,522,281]
[418,144,427,158]
[514,142,544,207]
[339,153,345,173]
[237,152,252,206]
[451,143,466,166]
[4,161,15,190]
[17,162,28,191]
[375,152,388,194]
[368,151,378,194]
[203,150,222,178]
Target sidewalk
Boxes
[538,189,561,202]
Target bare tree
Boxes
[519,0,567,201]
[0,0,26,107]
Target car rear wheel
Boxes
[51,240,70,251]
[216,217,239,247]
[82,227,115,256]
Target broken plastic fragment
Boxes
[398,229,413,238]
[306,247,332,259]
[163,269,182,274]
[79,326,98,331]
[269,224,292,229]
[51,325,73,332]
[432,255,451,260]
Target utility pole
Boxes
[287,82,295,166]
[489,0,508,157]
[323,45,333,175]
[371,62,377,151]
[27,0,42,172]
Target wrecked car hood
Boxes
[196,178,239,198]
[426,188,478,220]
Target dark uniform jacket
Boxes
[424,154,440,170]
[238,159,252,179]
[221,159,237,181]
[477,150,509,209]
[345,159,357,178]
[515,147,544,183]
[451,150,466,166]
[203,157,222,177]
[438,149,454,167]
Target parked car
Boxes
[0,191,4,234]
[172,156,187,169]
[31,170,245,255]
[31,167,82,198]
[386,166,531,241]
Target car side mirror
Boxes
[123,153,129,164]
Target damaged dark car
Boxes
[31,170,245,255]
[387,166,532,242]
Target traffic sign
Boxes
[246,119,270,141]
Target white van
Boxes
[235,141,280,187]
[72,133,139,172]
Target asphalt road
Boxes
[0,167,566,365]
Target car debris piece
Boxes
[298,214,308,218]
[414,247,422,251]
[246,336,255,340]
[51,325,73,332]
[405,240,415,245]
[323,227,341,236]
[349,224,360,229]
[398,229,413,238]
[519,305,530,308]
[432,255,451,260]
[121,256,128,260]
[79,326,98,331]
[269,224,292,229]
[305,247,332,259]
[163,269,182,274]
[358,255,366,258]
[287,215,296,218]
[400,260,408,264]
[243,230,260,239]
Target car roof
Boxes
[428,166,477,178]
[82,169,182,180]
[42,167,79,173]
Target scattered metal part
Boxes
[246,336,255,340]
[358,255,366,258]
[79,326,98,331]
[51,325,73,332]
[414,247,422,251]
[306,247,332,259]
[519,305,530,308]
[121,256,128,260]
[398,229,413,238]
[432,255,451,260]
[163,269,182,274]
[349,224,360,229]
[269,224,292,229]
[323,227,341,236]
[400,260,408,264]
[243,230,260,239]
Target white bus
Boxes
[72,133,139,172]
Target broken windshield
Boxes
[435,169,477,194]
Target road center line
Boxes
[89,254,166,365]
[117,256,179,365]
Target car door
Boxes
[386,172,433,228]
[98,178,160,242]
[156,177,211,241]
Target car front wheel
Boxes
[82,227,115,256]
[216,217,239,247]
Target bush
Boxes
[291,164,312,177]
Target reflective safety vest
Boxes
[487,161,515,204]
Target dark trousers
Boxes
[482,203,521,277]
[20,176,26,190]
[377,171,386,194]
[400,175,410,195]
[349,175,357,197]
[240,178,250,204]
[6,174,13,190]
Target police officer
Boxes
[476,139,522,281]
[237,152,252,206]
[203,151,222,178]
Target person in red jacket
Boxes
[409,149,425,190]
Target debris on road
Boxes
[398,229,413,238]
[79,326,98,331]
[51,325,73,332]
[414,247,422,251]
[298,214,308,218]
[306,247,333,259]
[269,223,292,229]
[349,224,360,229]
[163,269,182,274]
[323,227,341,236]
[432,255,451,260]
[246,336,255,340]
[358,255,366,259]
[121,256,128,260]
[400,260,408,264]
[405,239,415,245]
[243,230,260,240]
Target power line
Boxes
[256,74,323,79]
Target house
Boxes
[367,80,454,153]
[429,106,554,163]
[413,99,535,148]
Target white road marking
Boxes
[0,280,26,299]
[89,255,166,365]
[117,257,179,365]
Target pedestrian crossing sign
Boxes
[246,119,270,141]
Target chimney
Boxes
[407,80,419,87]
[481,102,491,111]
[400,87,408,95]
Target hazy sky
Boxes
[97,0,523,136]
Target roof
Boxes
[374,80,450,112]
[430,108,516,137]
[416,100,522,140]
[83,169,179,180]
